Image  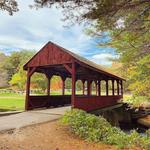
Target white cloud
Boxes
[0,0,94,55]
[90,53,116,66]
[0,0,117,66]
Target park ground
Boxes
[0,93,25,111]
[0,91,82,111]
[0,120,118,150]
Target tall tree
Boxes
[3,50,35,81]
[8,50,35,90]
[0,52,8,87]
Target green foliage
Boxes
[2,50,35,82]
[124,95,150,107]
[110,29,150,97]
[31,73,47,92]
[61,109,150,149]
[9,67,26,91]
[0,52,8,87]
[6,50,35,90]
[127,54,150,97]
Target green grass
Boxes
[0,90,77,111]
[0,93,25,111]
[1,92,147,112]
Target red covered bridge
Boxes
[23,41,125,112]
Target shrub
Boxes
[124,95,150,107]
[60,109,150,149]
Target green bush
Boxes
[60,109,150,149]
[124,95,150,107]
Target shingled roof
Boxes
[24,41,125,80]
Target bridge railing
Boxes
[74,95,123,111]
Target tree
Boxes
[0,52,8,87]
[3,50,35,82]
[8,50,35,90]
[127,54,150,97]
[0,0,18,15]
[9,67,26,91]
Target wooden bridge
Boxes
[23,41,125,111]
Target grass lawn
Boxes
[0,90,72,111]
[0,93,25,111]
[0,90,73,112]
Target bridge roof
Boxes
[24,41,125,81]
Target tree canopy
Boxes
[0,0,18,15]
[0,52,8,87]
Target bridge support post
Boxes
[82,80,85,95]
[61,77,66,95]
[71,62,76,108]
[112,80,115,96]
[95,80,98,95]
[25,68,31,110]
[120,80,123,96]
[45,73,52,96]
[117,80,120,95]
[106,80,109,96]
[98,80,101,96]
[25,67,36,110]
[87,80,92,96]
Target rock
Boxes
[137,115,150,128]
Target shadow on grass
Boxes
[0,108,18,112]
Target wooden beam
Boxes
[29,67,36,77]
[106,80,109,96]
[71,62,76,108]
[87,80,92,96]
[112,80,115,96]
[25,68,31,110]
[98,80,101,96]
[95,80,98,95]
[47,76,52,96]
[82,80,85,95]
[120,80,123,95]
[45,72,53,96]
[63,64,72,74]
[61,76,66,95]
[117,80,120,95]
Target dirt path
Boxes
[0,121,117,150]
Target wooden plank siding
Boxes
[24,43,73,69]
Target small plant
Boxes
[60,109,150,149]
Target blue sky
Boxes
[0,0,116,66]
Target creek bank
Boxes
[91,102,150,132]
